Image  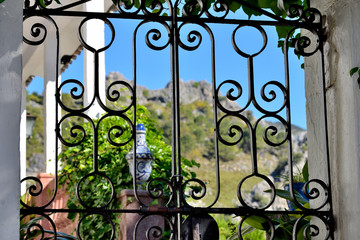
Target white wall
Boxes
[306,0,360,239]
[44,28,59,174]
[83,0,106,119]
[0,0,22,238]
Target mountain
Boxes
[106,71,240,111]
[26,71,308,208]
[105,72,308,208]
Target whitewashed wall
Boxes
[305,0,360,239]
[0,0,22,238]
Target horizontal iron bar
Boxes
[23,9,321,28]
[21,207,332,217]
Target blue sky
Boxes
[27,17,306,129]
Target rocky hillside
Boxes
[26,71,308,208]
[106,71,240,110]
[106,71,308,208]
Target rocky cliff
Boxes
[26,71,308,208]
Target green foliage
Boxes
[350,67,360,89]
[143,89,150,98]
[26,91,45,161]
[216,214,266,240]
[192,82,200,88]
[58,104,199,239]
[213,214,237,240]
[27,91,43,104]
[277,159,309,184]
[241,160,310,240]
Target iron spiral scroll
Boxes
[21,0,333,239]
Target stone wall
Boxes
[305,0,360,239]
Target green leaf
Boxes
[350,67,359,76]
[229,1,241,13]
[243,5,262,19]
[258,0,272,8]
[145,0,153,7]
[66,202,78,221]
[227,232,240,240]
[149,198,159,206]
[296,222,310,240]
[276,26,293,39]
[0,0,5,3]
[21,216,46,239]
[240,225,257,236]
[43,230,78,239]
[265,189,308,205]
[244,216,269,230]
[302,160,309,182]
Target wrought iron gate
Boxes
[21,0,334,239]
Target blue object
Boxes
[284,182,309,211]
[126,124,153,183]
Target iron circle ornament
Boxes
[286,26,321,57]
[293,214,331,240]
[77,212,115,240]
[204,0,230,19]
[181,214,219,240]
[237,173,276,209]
[301,178,330,211]
[182,178,207,203]
[134,214,174,240]
[178,22,203,51]
[78,17,115,53]
[20,176,44,208]
[146,177,174,206]
[105,80,135,113]
[238,214,274,240]
[21,213,57,240]
[216,79,249,114]
[232,23,268,58]
[23,19,47,45]
[76,171,115,209]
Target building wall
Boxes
[0,0,23,238]
[305,0,360,239]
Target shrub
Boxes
[59,105,199,239]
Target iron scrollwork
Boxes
[22,0,333,239]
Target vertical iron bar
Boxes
[132,22,144,205]
[133,23,138,202]
[93,51,99,172]
[209,26,221,207]
[171,1,182,239]
[284,33,298,209]
[248,56,258,174]
[54,20,60,212]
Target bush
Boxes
[59,105,199,239]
